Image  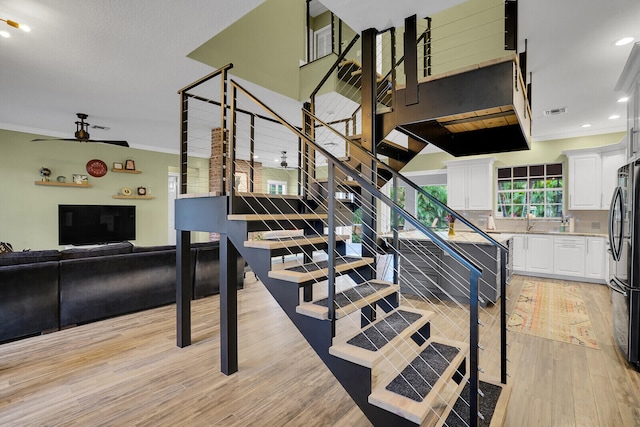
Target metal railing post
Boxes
[469,270,481,427]
[327,161,337,337]
[392,175,399,284]
[500,247,508,384]
[229,84,237,214]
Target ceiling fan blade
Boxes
[31,138,80,142]
[88,140,129,147]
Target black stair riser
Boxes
[231,196,306,215]
[244,219,325,233]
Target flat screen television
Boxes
[58,204,136,246]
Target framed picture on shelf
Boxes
[113,162,123,170]
[124,159,136,171]
[72,174,88,185]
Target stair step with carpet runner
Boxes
[330,306,434,368]
[244,234,349,251]
[435,378,511,427]
[368,337,469,425]
[296,280,398,320]
[268,256,373,284]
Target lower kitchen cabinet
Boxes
[512,233,606,283]
[526,234,555,275]
[553,236,586,277]
[585,236,607,280]
[512,234,554,274]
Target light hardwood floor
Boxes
[0,274,639,426]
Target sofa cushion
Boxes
[0,250,60,266]
[60,242,133,259]
[132,245,176,253]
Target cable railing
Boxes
[227,77,500,425]
[307,108,509,380]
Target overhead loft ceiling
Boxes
[0,0,639,156]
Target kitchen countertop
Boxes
[487,230,608,238]
[385,230,514,245]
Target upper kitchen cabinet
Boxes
[616,42,640,162]
[564,142,626,210]
[445,158,495,211]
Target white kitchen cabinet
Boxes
[445,158,494,211]
[564,145,626,210]
[616,43,640,162]
[526,234,555,275]
[511,233,606,283]
[553,235,586,277]
[585,236,607,280]
[511,234,554,274]
[511,235,526,271]
[567,153,602,210]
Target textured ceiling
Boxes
[1,0,639,155]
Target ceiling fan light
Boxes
[0,30,9,38]
[19,24,30,32]
[618,96,629,103]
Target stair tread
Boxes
[244,234,349,250]
[368,337,469,425]
[436,378,510,427]
[227,213,327,221]
[268,256,374,284]
[329,306,434,368]
[296,280,398,320]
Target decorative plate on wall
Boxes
[86,159,108,177]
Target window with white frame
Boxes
[496,163,563,218]
[314,25,332,60]
[268,180,287,195]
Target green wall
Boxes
[188,0,306,100]
[0,129,209,250]
[402,132,627,172]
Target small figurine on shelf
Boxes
[446,213,456,236]
[39,167,51,182]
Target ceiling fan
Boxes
[32,113,129,147]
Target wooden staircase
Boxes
[214,194,511,426]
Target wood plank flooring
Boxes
[0,274,639,426]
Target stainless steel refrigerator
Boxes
[608,161,640,365]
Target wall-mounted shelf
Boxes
[35,181,92,188]
[111,169,142,174]
[112,195,155,200]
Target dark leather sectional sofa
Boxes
[0,241,244,343]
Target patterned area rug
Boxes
[507,281,599,349]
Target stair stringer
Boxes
[225,219,420,426]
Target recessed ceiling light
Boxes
[0,30,10,38]
[581,124,592,128]
[609,114,621,120]
[618,96,629,103]
[615,37,635,46]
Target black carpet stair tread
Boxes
[329,306,434,368]
[267,256,374,284]
[438,379,509,427]
[295,280,398,320]
[243,234,349,250]
[368,337,469,425]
